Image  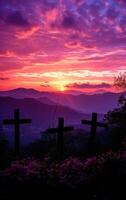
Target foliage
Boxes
[105,95,126,126]
[0,139,7,154]
[105,95,126,149]
[0,150,126,199]
[1,151,126,188]
[2,158,41,182]
[114,72,126,90]
[0,136,8,169]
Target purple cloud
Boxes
[62,13,77,29]
[66,82,112,89]
[5,11,30,27]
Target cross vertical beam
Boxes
[3,109,31,155]
[14,109,20,155]
[57,118,64,155]
[46,117,74,156]
[82,112,108,155]
[89,112,97,154]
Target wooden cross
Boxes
[3,109,31,155]
[46,117,74,156]
[81,112,108,155]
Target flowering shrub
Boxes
[58,157,85,187]
[47,157,87,188]
[1,151,126,189]
[84,151,126,184]
[2,158,41,182]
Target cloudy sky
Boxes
[0,0,126,92]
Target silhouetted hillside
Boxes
[0,96,88,129]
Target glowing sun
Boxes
[57,82,67,92]
[53,80,68,92]
[59,86,65,92]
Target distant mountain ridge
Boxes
[0,88,42,98]
[0,88,125,113]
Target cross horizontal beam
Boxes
[96,122,108,128]
[3,119,31,125]
[81,120,92,125]
[46,126,74,134]
[19,119,32,124]
[81,120,108,128]
[3,119,15,125]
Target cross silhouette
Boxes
[46,117,74,155]
[81,112,108,154]
[3,109,31,155]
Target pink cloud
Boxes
[0,50,17,58]
[16,26,40,39]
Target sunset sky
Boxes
[0,0,126,92]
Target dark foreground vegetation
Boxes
[0,150,126,199]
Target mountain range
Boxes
[0,87,124,146]
[0,88,125,113]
